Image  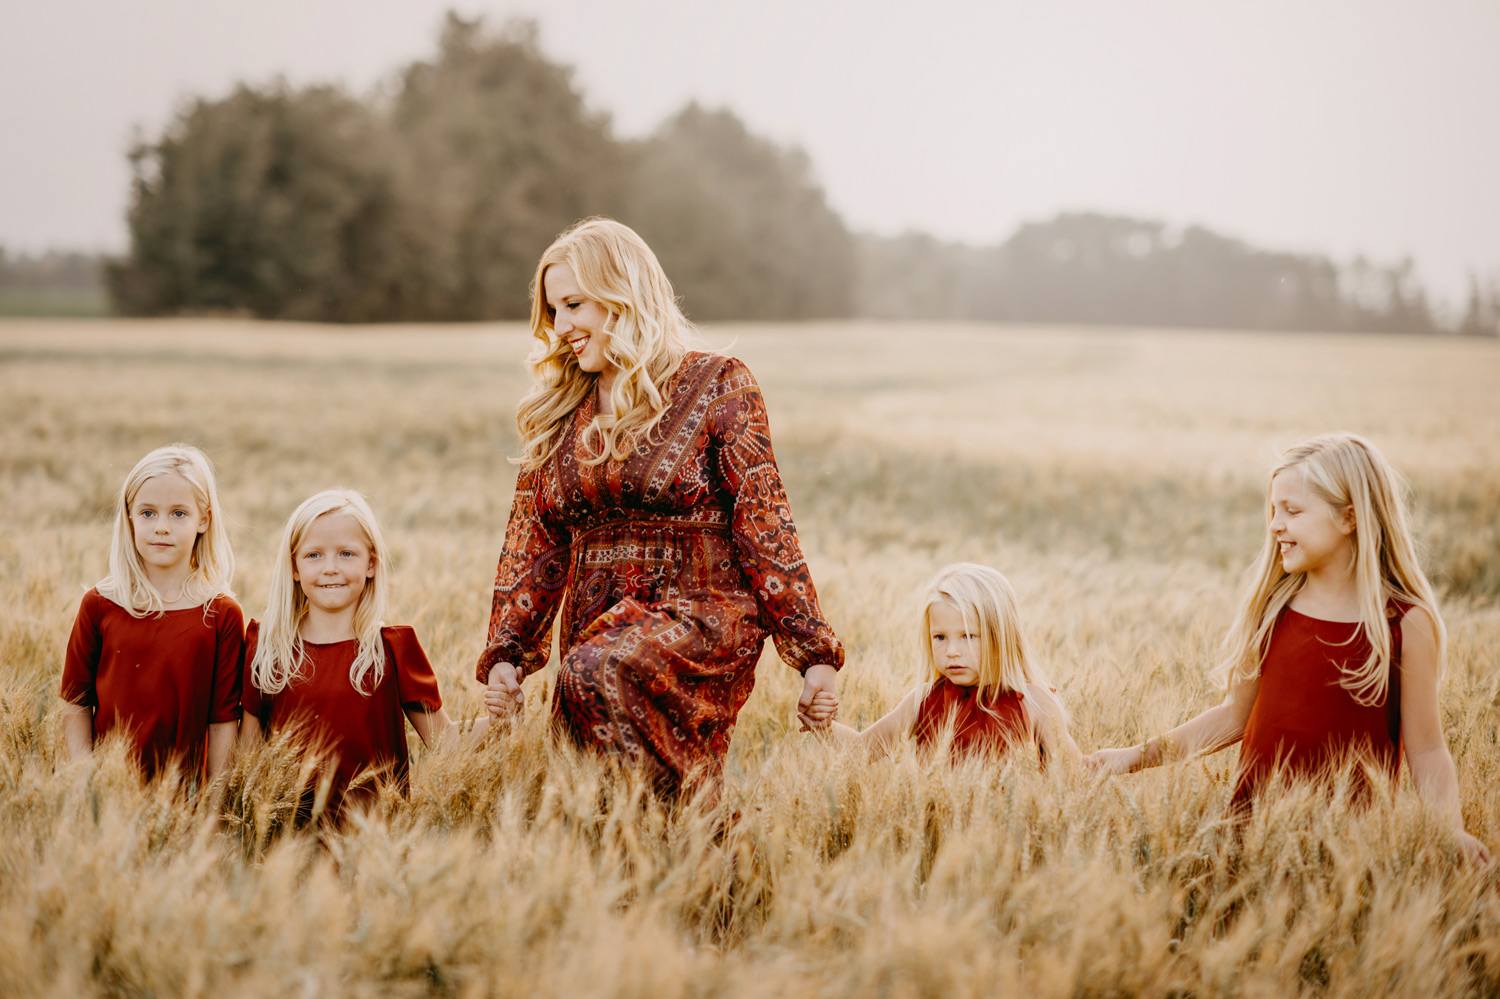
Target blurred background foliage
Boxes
[8,12,1494,331]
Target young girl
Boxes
[239,489,485,820]
[1086,434,1490,865]
[59,444,243,781]
[803,563,1080,765]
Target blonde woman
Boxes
[1086,434,1489,865]
[480,217,843,792]
[804,563,1079,764]
[59,444,243,780]
[242,490,484,822]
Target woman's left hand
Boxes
[798,664,838,731]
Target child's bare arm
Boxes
[205,721,237,777]
[237,713,264,750]
[1025,685,1082,766]
[406,706,462,750]
[1085,673,1260,775]
[1399,607,1490,866]
[805,685,925,759]
[59,700,92,761]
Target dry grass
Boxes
[2,318,1498,998]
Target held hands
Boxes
[797,663,838,733]
[484,661,526,718]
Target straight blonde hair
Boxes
[515,217,697,470]
[920,563,1065,720]
[251,490,389,697]
[100,444,235,617]
[1217,433,1445,704]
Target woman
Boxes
[479,218,843,791]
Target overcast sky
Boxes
[2,0,1497,304]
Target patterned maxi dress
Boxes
[477,352,844,788]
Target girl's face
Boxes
[545,263,617,378]
[293,513,375,619]
[130,474,209,574]
[1269,469,1355,576]
[929,601,982,686]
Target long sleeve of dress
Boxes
[710,358,844,673]
[479,464,573,683]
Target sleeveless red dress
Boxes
[912,678,1031,760]
[1231,602,1405,811]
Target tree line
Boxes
[80,13,1500,334]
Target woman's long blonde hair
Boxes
[920,563,1065,719]
[100,444,235,617]
[1217,433,1445,704]
[515,217,697,469]
[251,490,390,697]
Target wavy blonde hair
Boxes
[100,444,235,617]
[251,490,389,697]
[1216,433,1445,705]
[920,563,1066,721]
[515,217,697,469]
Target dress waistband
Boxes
[572,509,733,543]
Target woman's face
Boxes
[545,263,616,377]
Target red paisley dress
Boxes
[478,352,844,788]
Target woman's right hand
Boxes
[1083,745,1144,776]
[484,662,525,717]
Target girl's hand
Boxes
[485,662,525,717]
[1455,830,1493,868]
[1083,745,1144,776]
[797,690,838,733]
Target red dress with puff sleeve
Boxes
[59,588,244,780]
[241,621,442,816]
[480,353,844,790]
[1231,603,1406,812]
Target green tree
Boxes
[625,104,855,320]
[109,83,414,321]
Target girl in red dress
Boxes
[804,563,1078,764]
[59,444,243,781]
[1087,434,1489,865]
[240,490,486,820]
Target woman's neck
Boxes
[299,605,358,643]
[595,366,618,415]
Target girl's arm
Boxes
[406,707,493,750]
[1085,673,1261,775]
[805,685,925,759]
[59,701,92,761]
[205,721,237,777]
[238,713,264,750]
[1024,684,1082,767]
[1398,607,1491,866]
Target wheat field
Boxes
[1,318,1498,998]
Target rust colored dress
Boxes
[478,352,844,788]
[1231,603,1406,811]
[913,679,1032,760]
[242,621,443,817]
[59,588,244,780]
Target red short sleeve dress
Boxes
[241,621,443,817]
[59,588,244,780]
[912,678,1033,761]
[1231,602,1407,812]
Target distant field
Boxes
[2,318,1498,998]
[0,289,109,318]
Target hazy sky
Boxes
[3,0,1497,304]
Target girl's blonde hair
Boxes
[515,217,698,469]
[920,563,1064,718]
[251,489,389,697]
[1217,433,1445,704]
[100,444,235,617]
